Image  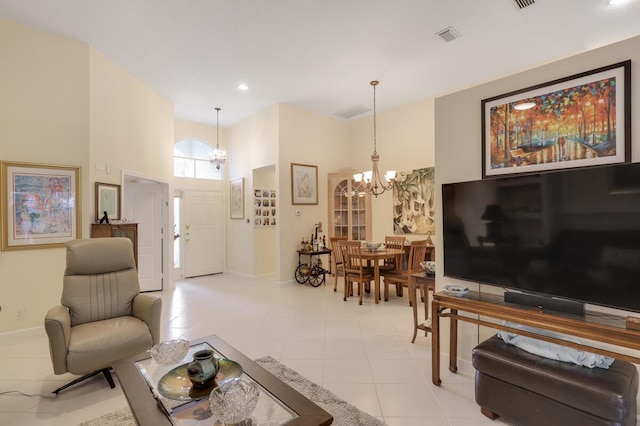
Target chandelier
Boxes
[210,107,226,170]
[353,81,395,197]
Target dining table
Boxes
[360,248,406,304]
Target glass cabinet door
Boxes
[328,174,371,241]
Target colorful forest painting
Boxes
[483,62,628,177]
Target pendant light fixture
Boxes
[210,107,226,170]
[353,81,396,197]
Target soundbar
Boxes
[504,292,585,317]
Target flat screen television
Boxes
[442,161,640,314]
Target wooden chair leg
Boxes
[384,279,389,302]
[343,277,349,301]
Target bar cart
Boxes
[295,248,332,287]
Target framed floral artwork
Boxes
[1,161,81,250]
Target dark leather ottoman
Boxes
[472,335,638,426]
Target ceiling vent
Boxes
[436,27,461,42]
[514,0,535,9]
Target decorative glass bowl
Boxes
[420,260,436,274]
[150,339,190,365]
[363,242,382,252]
[209,379,260,424]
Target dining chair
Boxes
[382,239,428,305]
[380,236,406,273]
[329,236,347,292]
[340,240,375,305]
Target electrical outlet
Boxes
[15,307,25,320]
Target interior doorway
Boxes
[123,172,169,292]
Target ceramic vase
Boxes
[186,349,219,388]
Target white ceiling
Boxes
[1,0,639,127]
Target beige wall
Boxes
[348,97,436,242]
[253,165,276,276]
[0,19,90,332]
[0,19,175,333]
[434,34,640,358]
[277,104,349,282]
[89,48,174,188]
[226,105,279,276]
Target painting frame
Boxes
[253,188,276,227]
[482,60,631,179]
[392,167,435,235]
[1,161,81,251]
[230,177,244,219]
[291,163,318,205]
[95,182,121,222]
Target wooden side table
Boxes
[410,273,435,343]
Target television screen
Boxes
[442,162,640,313]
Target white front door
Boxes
[125,181,165,291]
[183,190,224,278]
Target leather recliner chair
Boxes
[44,237,162,395]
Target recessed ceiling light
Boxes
[238,84,249,91]
[609,0,628,4]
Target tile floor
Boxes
[1,272,610,425]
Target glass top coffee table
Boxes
[112,335,333,426]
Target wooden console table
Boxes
[431,290,640,386]
[91,223,138,267]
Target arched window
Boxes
[174,139,222,180]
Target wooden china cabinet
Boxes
[328,173,372,240]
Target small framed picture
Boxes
[95,182,121,222]
[230,178,244,219]
[291,163,318,205]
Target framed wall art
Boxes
[291,163,318,205]
[392,167,435,235]
[1,161,81,250]
[95,182,121,222]
[253,188,276,227]
[482,60,631,178]
[230,178,244,219]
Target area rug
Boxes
[79,356,386,426]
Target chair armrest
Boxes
[133,294,162,345]
[44,305,71,375]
